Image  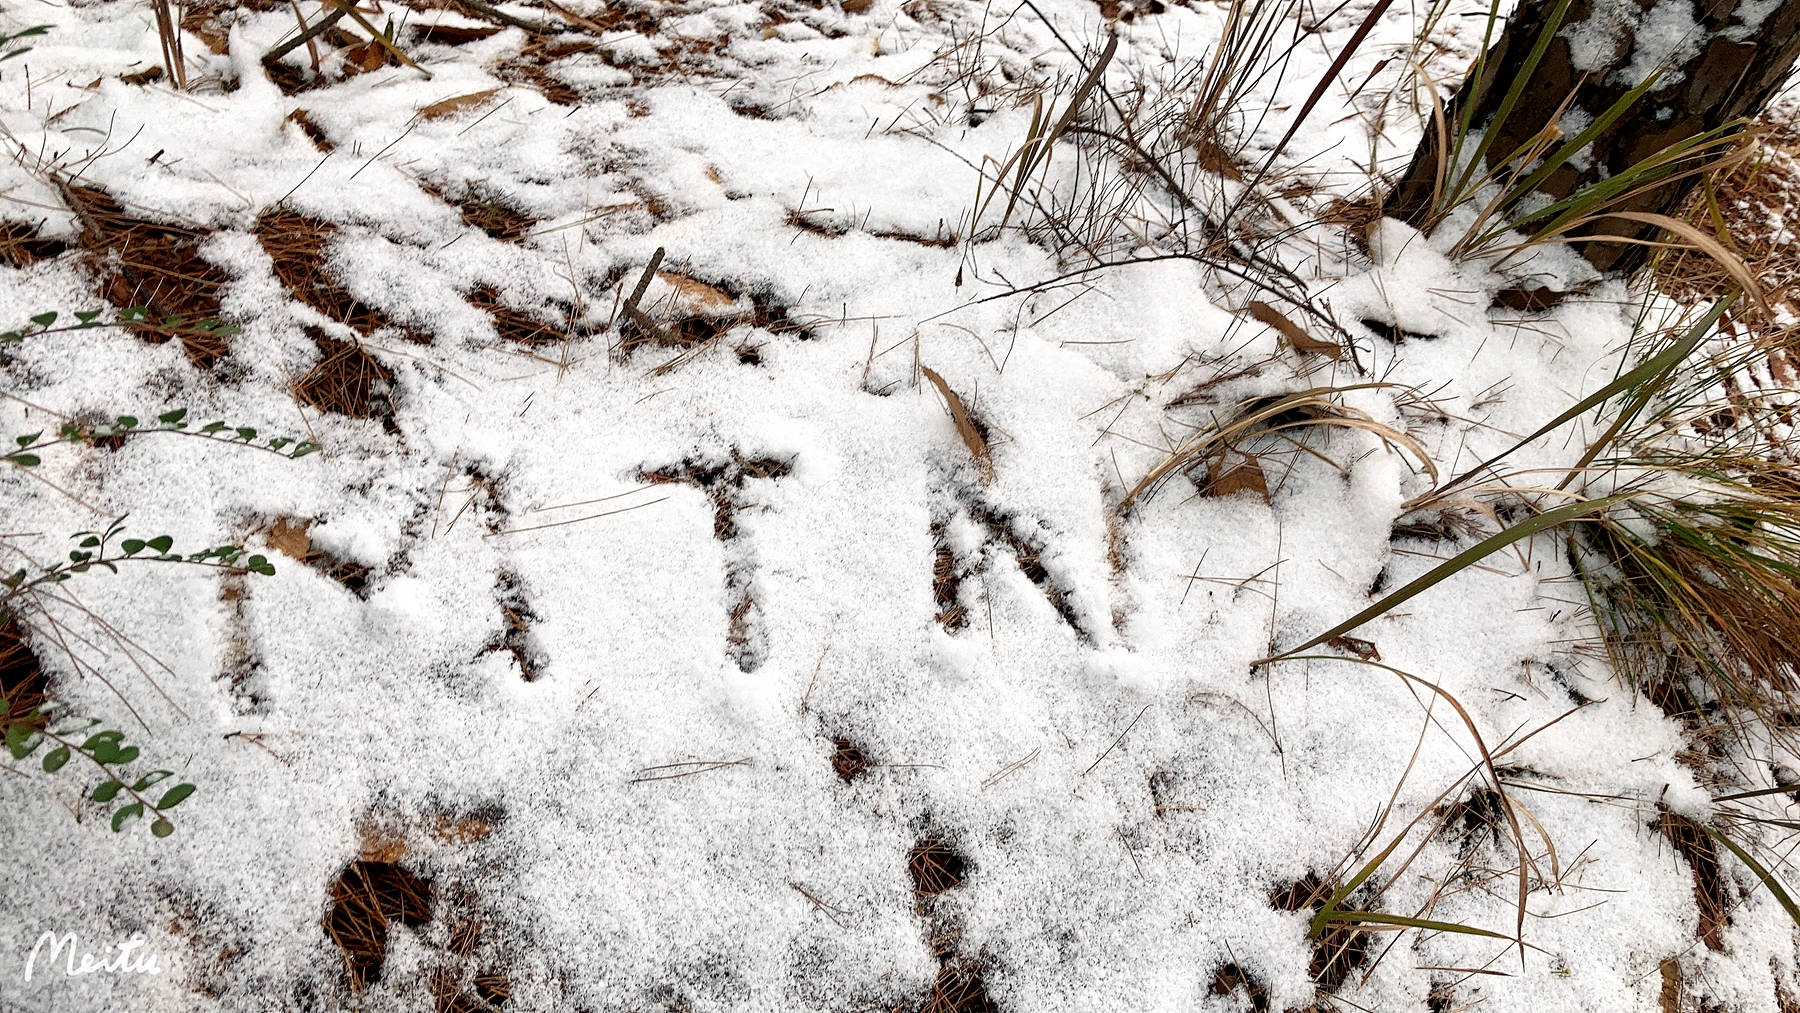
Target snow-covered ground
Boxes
[1,0,1796,1010]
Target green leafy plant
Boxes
[5,407,320,470]
[2,306,242,346]
[2,518,280,836]
[5,707,196,837]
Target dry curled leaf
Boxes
[1326,634,1381,662]
[420,88,500,120]
[344,40,390,74]
[921,365,993,484]
[1248,300,1342,360]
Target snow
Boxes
[0,0,1795,1011]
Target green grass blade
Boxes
[1705,825,1800,928]
[1318,910,1512,939]
[1435,298,1731,498]
[1449,0,1573,201]
[1267,494,1633,662]
[1715,785,1800,802]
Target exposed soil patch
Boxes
[262,515,380,598]
[620,270,814,370]
[431,185,539,243]
[830,737,869,782]
[937,491,1089,642]
[286,109,334,152]
[931,520,967,631]
[413,21,502,44]
[0,219,68,268]
[639,453,792,671]
[467,286,568,347]
[294,329,398,428]
[1654,807,1729,951]
[1359,317,1437,343]
[1439,785,1508,859]
[1269,874,1371,992]
[908,837,969,899]
[921,958,1000,1013]
[480,571,543,681]
[324,859,435,990]
[496,57,581,106]
[1209,962,1270,1013]
[256,209,423,341]
[61,183,234,368]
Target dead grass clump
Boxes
[466,286,566,346]
[256,209,421,340]
[921,958,999,1013]
[1208,962,1270,1013]
[0,220,68,268]
[324,859,435,990]
[1268,874,1371,993]
[1655,807,1730,951]
[830,737,869,782]
[61,183,234,369]
[1575,463,1800,738]
[908,838,968,899]
[1,614,47,729]
[1659,121,1800,325]
[294,330,398,426]
[1123,386,1437,512]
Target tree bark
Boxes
[1387,0,1800,274]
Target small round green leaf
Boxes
[150,818,174,838]
[41,745,69,772]
[90,779,123,803]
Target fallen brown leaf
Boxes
[266,517,313,559]
[656,272,739,315]
[921,365,994,484]
[1203,451,1267,500]
[1247,300,1341,359]
[419,88,501,120]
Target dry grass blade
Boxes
[1121,385,1435,511]
[921,365,994,484]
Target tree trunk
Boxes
[1386,0,1800,274]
